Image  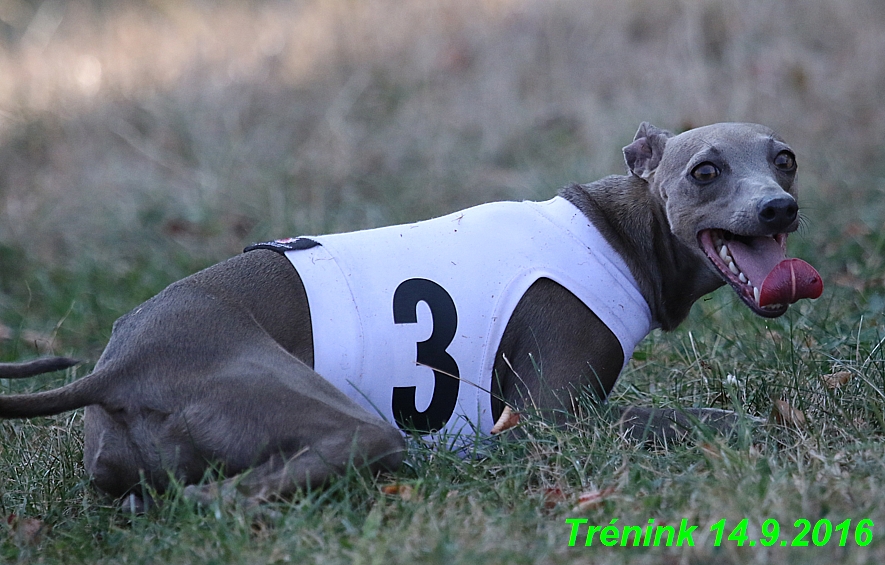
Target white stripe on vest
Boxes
[282,197,653,444]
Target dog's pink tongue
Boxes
[729,237,823,306]
[758,259,823,306]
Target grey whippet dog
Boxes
[0,122,822,506]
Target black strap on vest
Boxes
[244,237,321,255]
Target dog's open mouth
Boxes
[698,229,823,318]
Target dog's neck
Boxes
[560,178,724,331]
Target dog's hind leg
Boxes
[181,421,404,506]
[176,361,406,508]
[81,326,405,506]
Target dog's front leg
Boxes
[613,406,762,445]
[493,278,626,423]
[494,279,757,442]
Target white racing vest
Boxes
[249,197,653,445]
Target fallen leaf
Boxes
[573,486,617,513]
[821,371,851,389]
[380,483,414,501]
[843,222,872,238]
[833,272,866,292]
[699,442,721,459]
[6,515,50,545]
[490,405,520,434]
[542,487,567,509]
[770,399,806,427]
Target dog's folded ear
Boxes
[623,122,672,181]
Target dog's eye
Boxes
[774,151,796,172]
[691,162,720,183]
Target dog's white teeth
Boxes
[753,286,761,305]
[717,242,757,287]
[717,242,755,286]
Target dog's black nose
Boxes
[757,196,798,230]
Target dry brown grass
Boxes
[0,0,883,270]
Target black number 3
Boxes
[392,278,460,434]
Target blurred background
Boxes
[0,0,883,356]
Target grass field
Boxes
[1,0,885,563]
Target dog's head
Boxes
[623,122,822,317]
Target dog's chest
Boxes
[247,198,651,443]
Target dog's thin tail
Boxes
[0,357,102,419]
[0,357,79,379]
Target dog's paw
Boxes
[615,406,760,445]
[119,492,151,515]
[183,483,227,506]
